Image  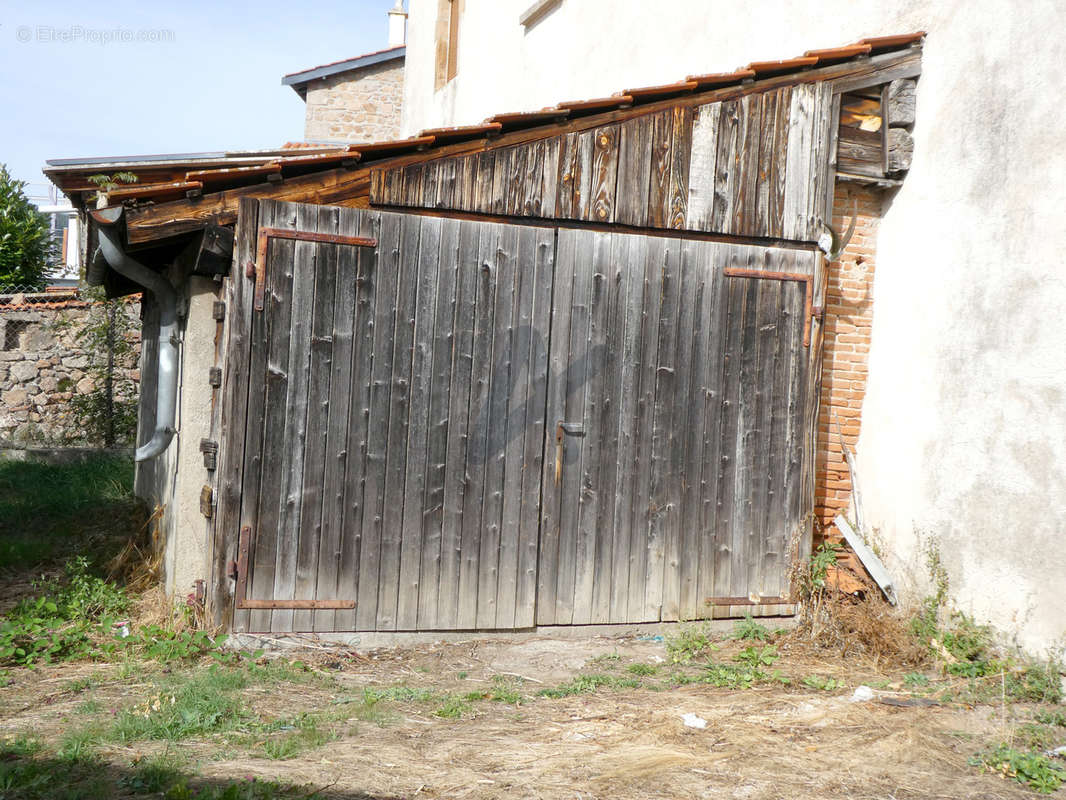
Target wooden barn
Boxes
[45,34,922,634]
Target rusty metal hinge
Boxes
[212,301,226,321]
[199,485,214,518]
[231,524,355,610]
[208,367,222,388]
[200,439,218,470]
[723,266,815,347]
[250,227,378,312]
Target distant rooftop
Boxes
[282,45,405,98]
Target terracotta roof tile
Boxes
[804,43,872,64]
[347,136,436,159]
[623,80,699,102]
[419,123,503,142]
[685,69,756,89]
[859,32,926,52]
[556,95,633,115]
[746,56,819,76]
[47,35,923,206]
[487,109,569,128]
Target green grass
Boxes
[0,454,140,572]
[665,623,717,664]
[731,614,771,642]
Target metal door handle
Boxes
[555,421,585,484]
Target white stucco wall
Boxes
[401,0,1066,655]
[135,276,219,602]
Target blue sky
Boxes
[0,0,397,197]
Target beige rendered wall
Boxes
[402,0,1066,656]
[134,274,220,602]
[303,59,405,144]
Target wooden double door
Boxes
[225,200,814,633]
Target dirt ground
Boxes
[1,628,1051,800]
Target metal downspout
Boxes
[93,211,179,462]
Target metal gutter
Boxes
[92,207,180,462]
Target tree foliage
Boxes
[0,163,54,290]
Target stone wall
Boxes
[303,58,405,144]
[0,300,141,446]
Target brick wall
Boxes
[815,183,882,532]
[303,59,405,144]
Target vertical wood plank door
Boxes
[231,200,554,632]
[538,227,815,625]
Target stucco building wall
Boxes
[401,0,1066,655]
[303,59,405,144]
[134,275,220,600]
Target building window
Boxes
[435,0,463,89]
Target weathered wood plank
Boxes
[782,84,815,240]
[355,212,403,630]
[571,130,595,221]
[754,91,777,236]
[629,235,664,621]
[515,227,554,627]
[521,139,545,216]
[668,106,692,230]
[507,145,528,216]
[614,115,653,227]
[292,205,340,632]
[332,210,381,632]
[748,265,781,599]
[555,228,595,624]
[670,239,700,619]
[573,231,611,624]
[761,249,794,599]
[769,87,792,240]
[477,224,520,628]
[312,207,364,632]
[733,93,762,237]
[886,78,917,127]
[474,151,496,215]
[216,197,259,632]
[728,262,759,603]
[647,111,674,229]
[397,216,443,629]
[457,223,500,629]
[609,233,646,621]
[710,100,740,234]
[491,148,509,215]
[376,213,423,630]
[645,237,681,620]
[495,226,535,628]
[417,217,461,628]
[589,125,619,223]
[536,227,576,625]
[437,220,481,628]
[710,263,743,603]
[270,201,322,633]
[589,232,625,623]
[685,102,720,232]
[539,136,561,219]
[556,132,579,220]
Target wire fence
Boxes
[0,284,141,449]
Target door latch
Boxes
[555,421,586,484]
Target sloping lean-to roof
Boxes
[44,32,923,245]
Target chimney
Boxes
[388,0,407,47]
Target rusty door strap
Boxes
[722,266,814,347]
[233,526,356,610]
[249,228,378,312]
